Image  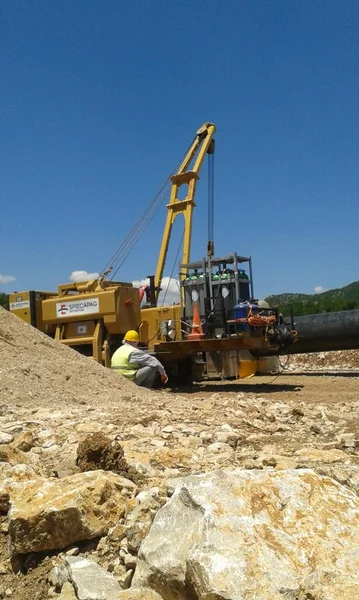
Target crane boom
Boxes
[154,122,216,303]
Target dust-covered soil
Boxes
[178,368,359,407]
[1,305,359,599]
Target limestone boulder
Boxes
[58,582,78,600]
[294,447,350,464]
[0,464,38,513]
[49,564,71,591]
[8,470,136,554]
[126,496,160,553]
[0,432,14,444]
[134,469,359,599]
[65,556,121,600]
[12,430,34,452]
[0,444,29,465]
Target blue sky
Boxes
[1,0,358,299]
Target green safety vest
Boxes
[111,344,139,380]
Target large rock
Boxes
[125,498,158,553]
[294,447,350,464]
[0,444,29,465]
[58,582,78,600]
[8,470,136,554]
[65,557,121,600]
[0,432,14,444]
[0,464,38,513]
[134,469,359,599]
[12,430,34,452]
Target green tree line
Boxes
[274,298,359,317]
[265,281,359,316]
[0,293,8,309]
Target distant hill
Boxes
[265,281,359,316]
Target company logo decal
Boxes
[56,298,100,318]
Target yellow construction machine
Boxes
[8,122,298,379]
[8,280,140,366]
[8,123,216,365]
[8,291,55,334]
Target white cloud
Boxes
[132,277,181,305]
[132,278,149,288]
[70,270,99,283]
[314,286,325,294]
[0,274,15,285]
[159,277,181,304]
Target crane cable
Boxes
[208,151,215,252]
[144,230,185,343]
[99,137,197,281]
[109,180,171,280]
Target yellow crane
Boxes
[7,123,217,361]
[154,122,216,303]
[7,122,298,378]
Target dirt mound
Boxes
[0,307,148,409]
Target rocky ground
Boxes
[1,306,359,599]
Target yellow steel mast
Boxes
[154,122,216,303]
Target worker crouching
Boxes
[111,330,168,389]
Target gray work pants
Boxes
[134,366,157,388]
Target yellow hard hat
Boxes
[124,330,139,342]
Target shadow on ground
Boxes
[281,370,359,378]
[169,380,304,395]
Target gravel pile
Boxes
[0,307,148,409]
